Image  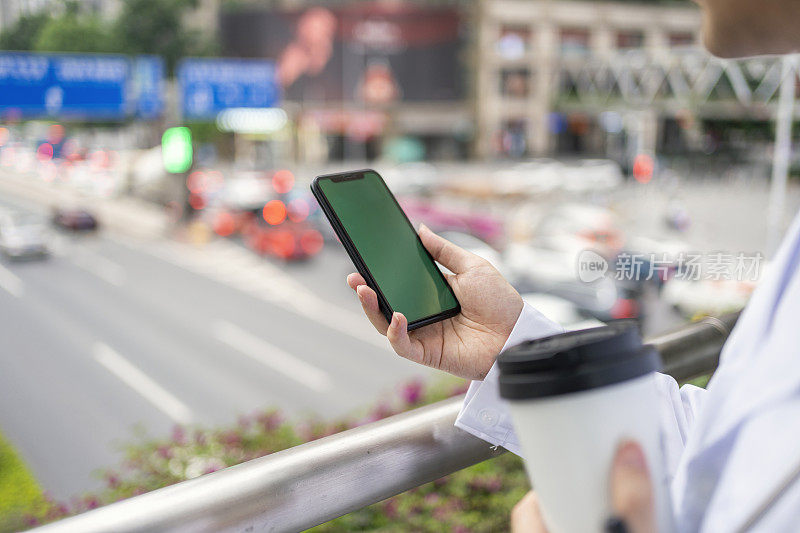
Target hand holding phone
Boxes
[312,169,460,330]
[313,169,525,380]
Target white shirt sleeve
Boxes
[455,302,709,477]
[454,302,564,456]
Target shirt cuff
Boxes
[455,302,565,454]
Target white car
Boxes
[521,293,604,330]
[505,243,623,320]
[0,211,49,259]
[509,202,624,259]
[662,276,759,317]
[491,158,564,196]
[562,159,623,193]
[381,162,438,197]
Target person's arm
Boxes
[455,304,709,477]
[454,302,563,455]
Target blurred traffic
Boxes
[0,0,797,503]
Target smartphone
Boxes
[311,169,460,331]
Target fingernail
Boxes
[617,441,647,471]
[419,223,429,233]
[393,312,401,325]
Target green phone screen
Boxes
[318,171,458,324]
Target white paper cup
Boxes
[499,322,672,533]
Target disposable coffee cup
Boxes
[498,321,672,533]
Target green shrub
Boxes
[0,433,48,532]
[11,378,529,531]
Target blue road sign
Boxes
[177,57,280,119]
[132,55,165,119]
[0,52,130,119]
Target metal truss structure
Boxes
[557,49,799,114]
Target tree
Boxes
[33,12,112,53]
[110,0,218,75]
[0,12,50,50]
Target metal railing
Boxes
[32,313,739,533]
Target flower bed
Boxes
[11,378,529,532]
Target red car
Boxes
[243,219,323,261]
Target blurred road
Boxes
[0,197,438,499]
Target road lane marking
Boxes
[94,342,194,425]
[71,253,126,286]
[0,263,23,297]
[212,320,333,393]
[118,238,391,352]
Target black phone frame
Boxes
[311,169,461,331]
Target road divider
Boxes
[212,320,333,393]
[93,342,194,425]
[0,262,24,297]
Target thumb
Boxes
[418,224,479,274]
[608,440,656,533]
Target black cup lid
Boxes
[498,320,661,400]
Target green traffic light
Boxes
[162,127,193,174]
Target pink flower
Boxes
[171,425,186,444]
[221,430,242,448]
[367,403,394,422]
[383,498,398,519]
[401,380,424,405]
[85,496,100,509]
[468,475,503,493]
[157,445,172,459]
[433,506,451,521]
[257,411,283,432]
[106,472,120,489]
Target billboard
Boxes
[0,52,130,119]
[220,2,464,104]
[177,58,280,119]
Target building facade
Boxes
[475,0,702,160]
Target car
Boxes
[243,218,324,261]
[0,211,49,259]
[508,202,624,259]
[505,243,640,321]
[562,159,623,193]
[381,162,439,197]
[521,292,604,330]
[491,158,565,196]
[400,199,505,246]
[52,207,98,231]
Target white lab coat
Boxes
[455,209,800,532]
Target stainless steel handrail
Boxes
[31,312,739,533]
